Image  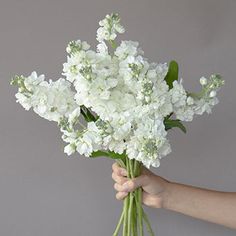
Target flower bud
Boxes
[209,90,216,98]
[200,77,207,85]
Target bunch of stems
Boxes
[113,156,155,236]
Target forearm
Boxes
[162,182,236,229]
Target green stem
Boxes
[118,158,155,235]
[109,40,117,49]
[123,195,129,235]
[116,159,126,169]
[143,209,155,236]
[133,197,138,236]
[123,155,130,236]
[113,209,124,236]
[134,160,138,177]
[126,156,131,178]
[133,160,143,235]
[127,193,134,236]
[137,188,144,236]
[129,159,134,178]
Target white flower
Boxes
[33,78,76,122]
[155,63,168,80]
[76,128,102,157]
[66,40,90,55]
[200,77,207,85]
[175,106,195,122]
[96,13,125,42]
[194,97,219,115]
[24,71,45,91]
[209,90,216,98]
[125,115,171,168]
[14,72,77,122]
[76,134,94,156]
[15,93,31,110]
[68,107,81,126]
[114,41,139,59]
[96,41,108,55]
[64,143,76,155]
[187,96,194,105]
[12,13,224,168]
[170,79,187,108]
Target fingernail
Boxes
[121,169,127,176]
[122,182,130,192]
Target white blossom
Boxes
[64,143,76,155]
[200,76,207,86]
[170,79,187,108]
[96,13,125,43]
[114,41,140,59]
[13,72,77,122]
[12,13,224,168]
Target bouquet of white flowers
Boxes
[11,13,224,236]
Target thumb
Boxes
[122,174,149,192]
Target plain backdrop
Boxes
[0,0,236,235]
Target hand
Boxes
[112,162,170,208]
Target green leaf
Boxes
[164,118,187,133]
[80,108,89,122]
[90,150,126,160]
[80,105,98,122]
[165,112,174,120]
[90,150,109,158]
[85,107,98,122]
[164,60,179,89]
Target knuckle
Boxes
[112,163,116,170]
[122,178,128,185]
[112,163,119,174]
[129,181,135,190]
[118,176,124,184]
[112,172,127,184]
[116,193,121,200]
[111,172,116,180]
[117,168,123,175]
[119,168,127,176]
[114,183,119,191]
[112,173,120,183]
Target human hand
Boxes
[112,162,170,208]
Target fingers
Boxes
[115,190,162,207]
[112,162,150,177]
[114,183,125,192]
[112,162,150,201]
[112,172,128,185]
[116,191,128,200]
[122,174,149,192]
[111,162,128,185]
[113,174,149,193]
[112,162,127,176]
[112,163,129,200]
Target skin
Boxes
[112,163,236,230]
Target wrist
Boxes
[160,181,174,209]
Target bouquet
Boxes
[11,13,224,236]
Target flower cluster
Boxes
[96,13,125,43]
[170,74,224,122]
[11,72,77,122]
[11,13,224,168]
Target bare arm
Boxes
[164,182,236,229]
[112,163,236,229]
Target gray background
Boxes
[0,0,235,235]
